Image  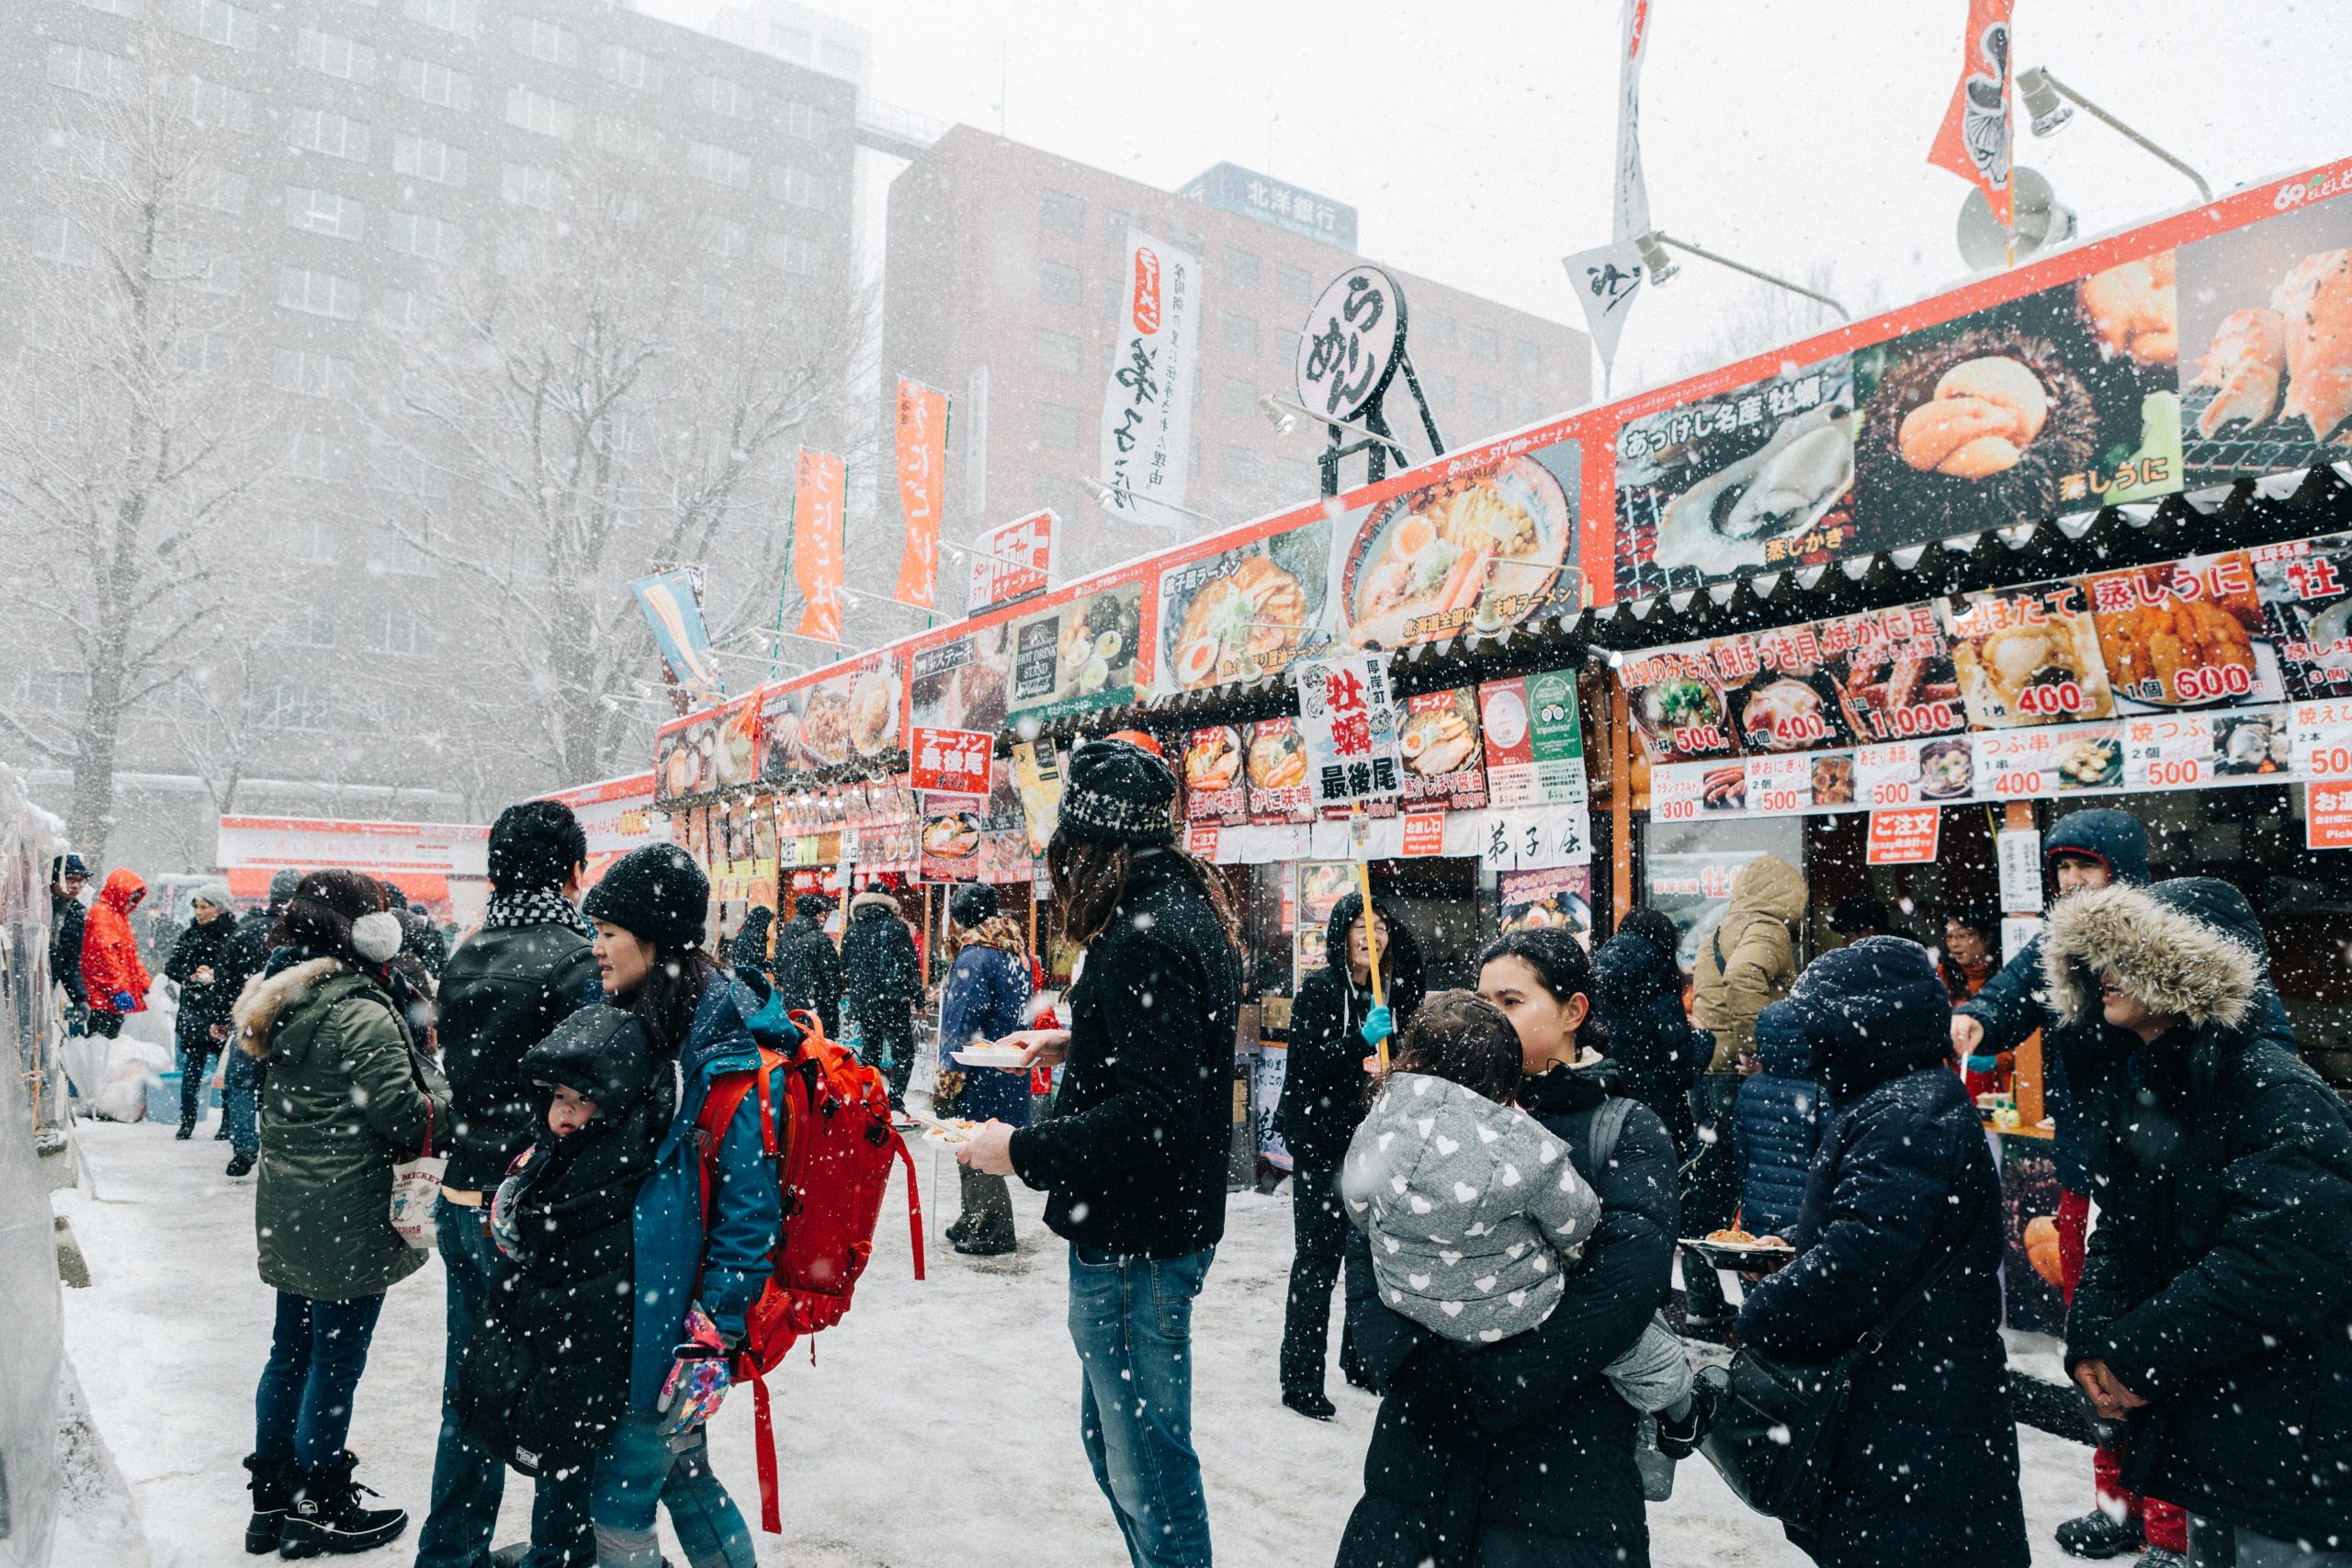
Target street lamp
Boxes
[1077,477,1220,526]
[1637,230,1850,321]
[1259,391,1412,465]
[2017,66,2211,203]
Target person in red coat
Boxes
[81,867,153,1039]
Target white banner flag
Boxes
[1100,231,1200,526]
[1612,0,1655,243]
[1561,239,1647,372]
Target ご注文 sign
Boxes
[1292,653,1404,807]
[1867,807,1942,864]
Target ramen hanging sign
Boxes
[1297,265,1406,422]
[1291,652,1405,807]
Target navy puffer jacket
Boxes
[1732,1001,1826,1238]
[1590,925,1708,1160]
[1738,938,2029,1568]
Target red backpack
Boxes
[693,1009,923,1533]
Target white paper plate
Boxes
[953,1046,1031,1068]
[922,1124,977,1148]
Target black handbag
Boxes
[1695,1211,1982,1533]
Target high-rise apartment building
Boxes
[877,128,1591,601]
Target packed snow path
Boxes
[60,1116,2097,1566]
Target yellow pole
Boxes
[1351,853,1387,1070]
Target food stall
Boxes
[648,156,2352,1240]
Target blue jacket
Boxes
[1591,928,1709,1160]
[937,940,1033,1126]
[620,970,792,1409]
[1733,1004,1826,1237]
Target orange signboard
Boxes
[1867,807,1943,864]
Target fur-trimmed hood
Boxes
[850,889,900,919]
[2041,879,2261,1031]
[232,955,345,1058]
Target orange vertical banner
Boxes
[893,379,948,610]
[1928,0,2014,227]
[792,449,845,642]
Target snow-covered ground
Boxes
[59,1114,2098,1567]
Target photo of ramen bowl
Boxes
[1163,539,1323,692]
[1247,727,1307,791]
[1340,456,1571,648]
[1400,696,1479,776]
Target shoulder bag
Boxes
[1696,1208,1983,1532]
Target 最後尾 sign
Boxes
[910,727,994,796]
[1100,231,1199,525]
[1297,265,1405,422]
[1292,652,1404,808]
[967,509,1057,612]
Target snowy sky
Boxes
[637,0,2352,396]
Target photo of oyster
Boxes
[1654,406,1854,577]
[1858,326,2099,538]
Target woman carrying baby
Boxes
[1331,927,1680,1568]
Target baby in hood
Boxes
[1342,989,1690,1414]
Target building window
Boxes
[1424,311,1457,348]
[172,0,257,51]
[1221,444,1261,488]
[385,209,462,262]
[499,162,570,210]
[46,42,133,97]
[42,130,112,183]
[707,220,749,259]
[594,116,662,164]
[172,330,232,374]
[1514,392,1545,423]
[393,134,467,186]
[398,57,471,111]
[185,74,255,130]
[74,0,140,16]
[30,214,96,268]
[1038,260,1082,309]
[187,164,248,215]
[297,28,375,82]
[1467,385,1501,426]
[1035,401,1081,451]
[286,429,352,479]
[372,606,423,655]
[688,141,751,189]
[1224,248,1260,290]
[1220,374,1256,417]
[293,517,337,561]
[1041,190,1085,236]
[1275,326,1301,368]
[1035,328,1081,376]
[1513,339,1544,377]
[284,185,366,240]
[368,530,435,574]
[257,682,332,732]
[781,100,825,140]
[771,165,825,209]
[287,109,370,163]
[278,266,361,320]
[274,348,355,400]
[1104,209,1133,247]
[505,88,575,141]
[698,73,754,119]
[511,17,579,67]
[1426,372,1456,412]
[1221,312,1260,357]
[598,43,661,90]
[159,240,242,294]
[1275,262,1313,306]
[293,605,337,648]
[765,232,820,276]
[403,0,476,38]
[1465,323,1500,363]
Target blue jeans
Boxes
[589,1408,754,1568]
[254,1292,385,1472]
[415,1201,594,1568]
[223,1047,261,1153]
[1067,1242,1216,1568]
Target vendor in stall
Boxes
[1938,904,2002,1006]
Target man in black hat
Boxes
[213,869,303,1176]
[49,853,89,1035]
[771,891,842,1038]
[958,738,1241,1567]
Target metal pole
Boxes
[1652,231,1852,321]
[2039,70,2212,203]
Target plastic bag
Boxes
[389,1100,446,1249]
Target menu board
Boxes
[1154,519,1330,694]
[760,651,904,784]
[2084,551,2279,713]
[1010,741,1063,852]
[1244,718,1311,824]
[1496,865,1592,942]
[1817,604,1968,744]
[1181,726,1249,826]
[1623,642,1740,762]
[657,697,761,804]
[1941,581,2116,729]
[917,790,987,882]
[1005,579,1147,725]
[1398,688,1487,809]
[910,621,1014,735]
[2253,533,2352,700]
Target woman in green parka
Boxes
[229,869,449,1560]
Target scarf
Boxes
[483,890,594,940]
[957,914,1026,959]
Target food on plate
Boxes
[1247,727,1307,790]
[1950,601,2114,726]
[1831,640,1963,739]
[763,709,804,776]
[2272,249,2352,440]
[849,672,898,755]
[799,691,851,766]
[1706,1226,1756,1245]
[1184,729,1241,793]
[1736,678,1830,751]
[662,738,698,798]
[2217,715,2290,773]
[2059,734,2120,788]
[2089,577,2260,706]
[1348,460,1568,642]
[1401,705,1478,776]
[921,814,980,860]
[2077,253,2177,367]
[1919,739,1973,798]
[1171,557,1309,690]
[2191,308,2288,436]
[1811,753,1856,806]
[1702,765,1747,808]
[1898,355,2050,478]
[1636,674,1724,751]
[1654,405,1855,577]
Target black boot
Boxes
[216,1122,231,1140]
[225,1150,256,1178]
[243,1453,290,1555]
[277,1451,406,1558]
[175,1119,196,1140]
[2055,1509,2146,1560]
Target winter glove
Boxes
[658,1306,734,1443]
[1358,1005,1395,1048]
[109,990,137,1013]
[1963,1055,1999,1075]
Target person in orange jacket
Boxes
[81,867,152,1040]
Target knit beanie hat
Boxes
[582,842,708,950]
[1057,738,1177,846]
[266,869,303,908]
[949,882,999,930]
[192,881,235,915]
